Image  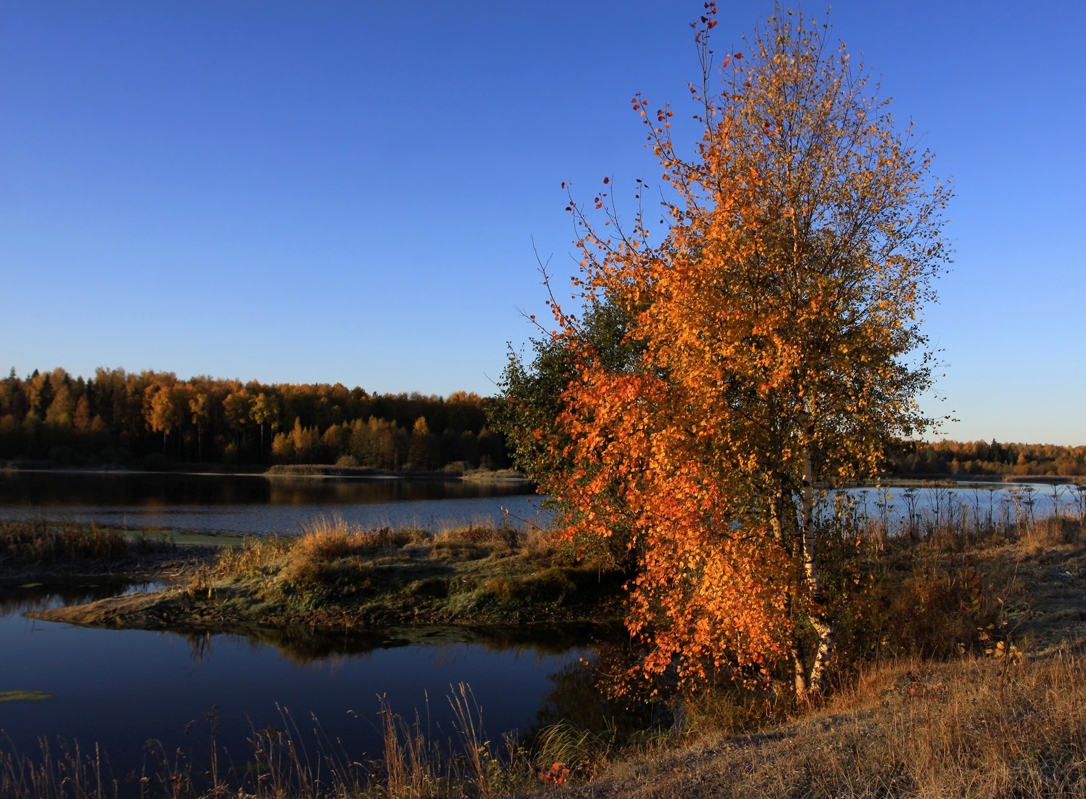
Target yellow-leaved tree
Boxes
[503,3,950,698]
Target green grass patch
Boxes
[0,690,54,702]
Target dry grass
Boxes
[0,738,119,799]
[213,518,432,587]
[562,652,1086,798]
[203,516,621,626]
[299,516,433,552]
[1024,516,1083,549]
[0,519,129,565]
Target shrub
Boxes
[1025,516,1082,547]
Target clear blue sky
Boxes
[1,1,1083,444]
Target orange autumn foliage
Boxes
[536,4,950,697]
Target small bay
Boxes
[0,471,582,791]
[0,582,595,786]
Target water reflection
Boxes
[0,470,532,507]
[0,581,162,615]
[0,582,606,788]
[0,471,546,534]
[173,621,610,667]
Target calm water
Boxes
[0,470,549,534]
[0,584,597,786]
[1,471,1079,536]
[842,481,1083,528]
[2,472,1080,537]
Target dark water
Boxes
[0,471,550,534]
[0,584,600,788]
[0,473,595,791]
[0,470,534,506]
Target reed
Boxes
[0,686,539,799]
[0,519,129,564]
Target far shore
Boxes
[5,460,1083,487]
[0,460,535,484]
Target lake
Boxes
[0,471,1079,538]
[839,480,1083,530]
[0,582,601,790]
[0,469,551,535]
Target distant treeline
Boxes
[0,368,509,471]
[887,440,1086,477]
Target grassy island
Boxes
[4,517,626,636]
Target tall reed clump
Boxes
[215,518,429,578]
[0,739,119,799]
[0,519,128,564]
[0,685,547,799]
[373,683,539,799]
[212,517,439,606]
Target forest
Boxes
[886,439,1086,477]
[0,367,508,472]
[2,367,1080,478]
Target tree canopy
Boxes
[497,3,950,698]
[0,367,506,471]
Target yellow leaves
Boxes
[521,0,946,695]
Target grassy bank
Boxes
[566,651,1086,798]
[0,518,131,564]
[24,517,627,632]
[0,518,195,586]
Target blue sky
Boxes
[1,1,1083,444]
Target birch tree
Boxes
[524,3,950,698]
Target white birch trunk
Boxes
[798,439,834,697]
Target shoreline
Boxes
[5,462,1081,487]
[1,461,535,484]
